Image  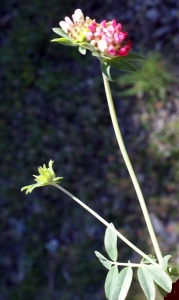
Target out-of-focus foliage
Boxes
[0,0,179,299]
[117,53,178,103]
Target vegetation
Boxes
[0,0,179,299]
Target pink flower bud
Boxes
[86,32,93,41]
[107,46,116,56]
[116,23,122,31]
[100,20,107,28]
[110,19,117,27]
[88,22,97,33]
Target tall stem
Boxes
[102,73,163,266]
[51,183,159,267]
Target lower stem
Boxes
[51,183,159,267]
[102,73,163,266]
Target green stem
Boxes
[102,73,163,266]
[51,182,159,267]
[109,262,155,268]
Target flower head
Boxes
[21,160,63,194]
[54,9,132,58]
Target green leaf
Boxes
[101,62,114,81]
[137,267,156,300]
[51,38,77,47]
[124,52,146,61]
[78,42,97,52]
[104,223,118,261]
[110,267,133,300]
[105,266,118,299]
[162,255,172,271]
[78,47,86,55]
[156,283,168,297]
[147,266,172,293]
[106,58,138,73]
[52,28,70,39]
[94,251,112,270]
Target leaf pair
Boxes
[138,256,173,300]
[105,266,133,300]
[95,224,133,300]
[94,223,118,270]
[101,53,146,81]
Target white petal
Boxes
[97,39,107,52]
[64,16,73,26]
[59,21,70,33]
[73,9,84,23]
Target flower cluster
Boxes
[59,9,131,57]
[86,19,131,57]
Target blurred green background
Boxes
[0,0,179,299]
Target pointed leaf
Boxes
[162,255,172,271]
[147,266,172,293]
[137,267,156,300]
[124,52,146,61]
[101,62,114,81]
[110,267,133,300]
[78,47,86,55]
[51,38,77,47]
[104,223,118,261]
[107,58,138,73]
[52,28,70,39]
[105,266,118,299]
[94,251,112,270]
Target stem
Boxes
[109,262,155,268]
[102,73,163,266]
[51,183,159,267]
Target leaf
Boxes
[162,255,172,271]
[94,251,112,270]
[104,223,118,261]
[156,283,168,297]
[147,266,172,293]
[105,266,118,299]
[110,267,133,300]
[51,38,77,47]
[52,28,70,39]
[137,267,156,300]
[101,62,114,81]
[79,42,97,52]
[124,52,146,61]
[78,46,86,55]
[106,58,138,73]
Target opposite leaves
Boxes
[110,267,133,300]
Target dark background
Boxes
[0,0,179,299]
